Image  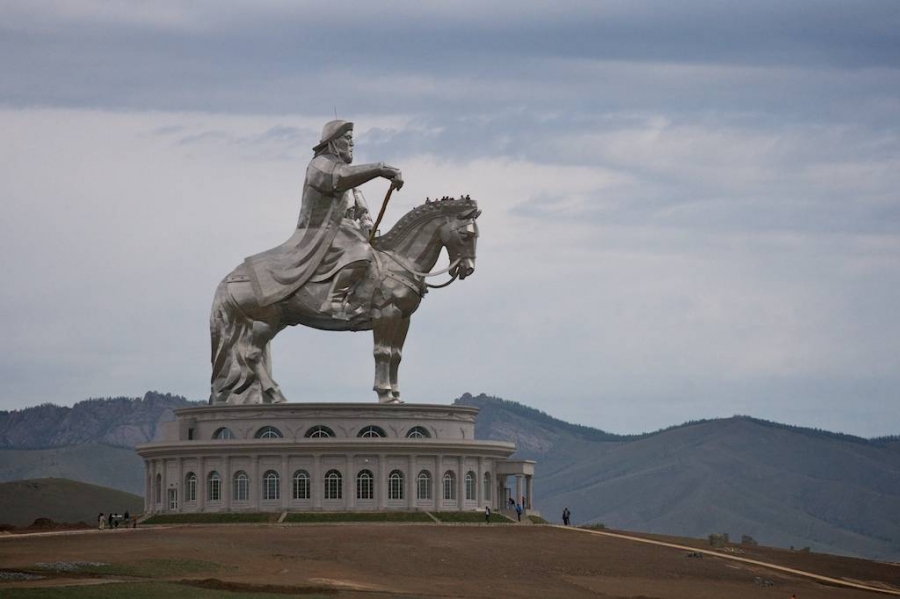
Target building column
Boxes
[515,474,524,508]
[347,455,355,509]
[476,458,484,507]
[435,455,444,511]
[281,455,290,510]
[223,455,231,511]
[197,457,205,512]
[251,455,259,510]
[176,458,184,513]
[313,455,322,510]
[457,456,465,508]
[144,461,151,513]
[496,475,504,510]
[526,475,533,510]
[161,459,169,513]
[377,454,387,510]
[407,455,416,509]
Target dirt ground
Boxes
[2,523,899,598]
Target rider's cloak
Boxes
[244,154,372,306]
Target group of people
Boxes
[97,511,135,530]
[506,496,527,521]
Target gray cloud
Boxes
[0,3,899,437]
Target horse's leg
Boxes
[248,319,287,404]
[389,316,410,402]
[372,303,402,404]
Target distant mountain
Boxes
[0,391,199,449]
[0,478,143,527]
[456,393,900,561]
[3,390,898,561]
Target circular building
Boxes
[136,403,535,515]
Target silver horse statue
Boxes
[209,197,480,404]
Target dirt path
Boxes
[1,524,898,598]
[566,526,900,596]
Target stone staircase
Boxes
[499,509,533,524]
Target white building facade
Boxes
[136,403,535,514]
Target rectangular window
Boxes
[293,477,309,500]
[417,477,431,500]
[208,478,221,502]
[357,479,373,500]
[389,477,403,500]
[325,477,342,500]
[466,476,476,501]
[168,488,178,510]
[443,477,455,501]
[234,477,249,502]
[264,477,280,501]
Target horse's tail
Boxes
[209,275,286,405]
[210,280,245,404]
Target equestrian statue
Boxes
[209,120,480,404]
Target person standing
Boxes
[562,507,571,526]
[484,506,491,523]
[515,503,523,522]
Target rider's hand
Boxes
[382,164,403,190]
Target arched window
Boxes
[263,470,280,500]
[356,469,374,500]
[305,425,335,438]
[416,470,432,500]
[388,470,404,500]
[324,469,342,500]
[233,471,249,502]
[293,470,310,500]
[207,471,221,502]
[255,426,283,439]
[443,471,456,501]
[185,472,198,503]
[465,471,476,501]
[212,427,235,440]
[406,426,431,439]
[483,472,491,501]
[357,425,386,438]
[155,473,162,504]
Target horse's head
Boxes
[443,204,481,280]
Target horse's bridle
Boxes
[382,216,477,290]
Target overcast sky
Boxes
[1,1,898,436]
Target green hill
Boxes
[458,393,900,561]
[0,442,144,495]
[0,478,143,528]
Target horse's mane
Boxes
[373,196,478,251]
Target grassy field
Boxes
[0,478,143,528]
[284,511,434,523]
[0,581,337,598]
[142,513,273,525]
[31,558,222,578]
[433,511,511,523]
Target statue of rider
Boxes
[244,120,403,318]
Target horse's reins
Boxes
[368,181,463,290]
[383,253,461,290]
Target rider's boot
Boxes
[321,264,366,320]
